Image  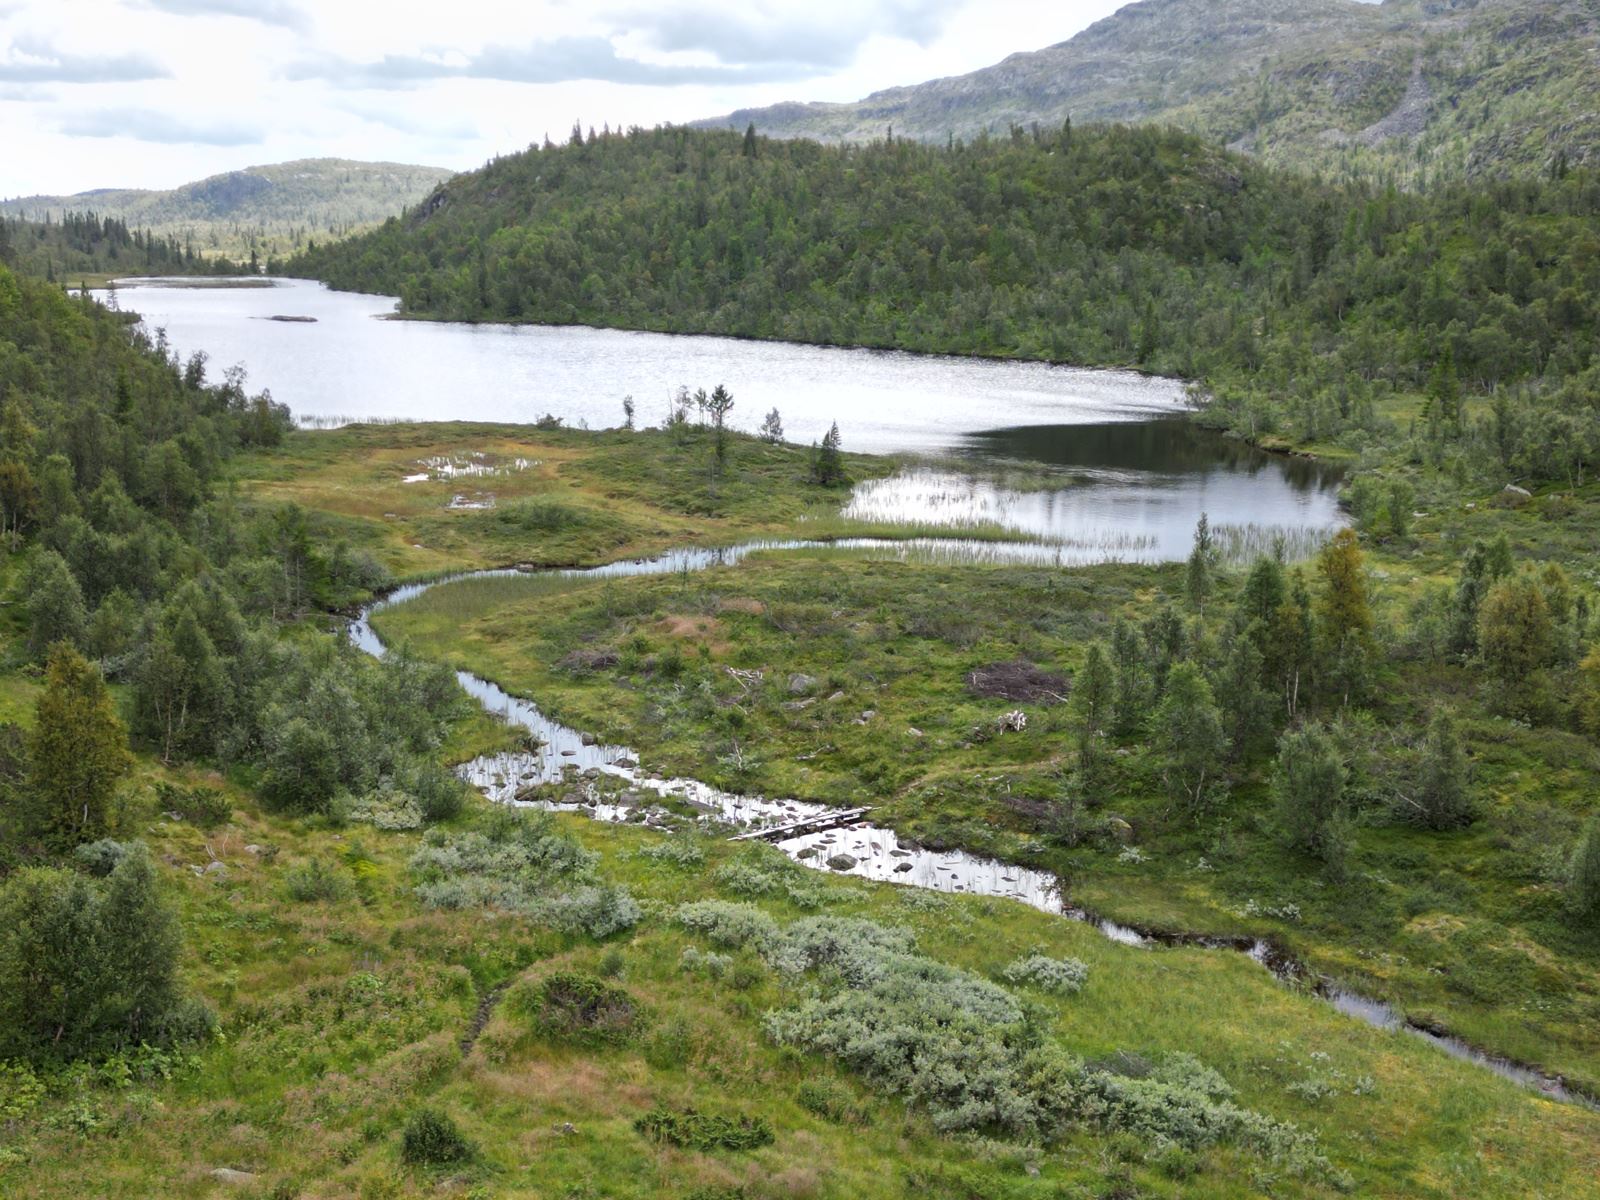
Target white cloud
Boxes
[59,106,263,145]
[0,0,1125,196]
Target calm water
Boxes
[101,276,1346,555]
[100,276,1185,452]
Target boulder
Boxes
[1105,817,1135,844]
[788,673,818,695]
[826,854,858,871]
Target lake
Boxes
[101,276,1345,557]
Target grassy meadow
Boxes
[6,419,1599,1198]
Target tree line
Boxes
[0,262,471,1064]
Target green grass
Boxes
[226,422,891,579]
[3,752,1598,1199]
[370,537,1600,1099]
[26,417,1578,1196]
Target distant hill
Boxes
[0,158,454,263]
[695,0,1600,183]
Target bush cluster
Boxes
[400,1108,475,1166]
[410,815,642,937]
[634,1106,774,1152]
[677,905,1337,1180]
[512,971,640,1047]
[1001,954,1091,996]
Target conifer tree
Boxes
[25,643,131,849]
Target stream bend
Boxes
[349,539,1592,1109]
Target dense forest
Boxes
[289,124,1600,482]
[0,211,253,282]
[0,260,488,1065]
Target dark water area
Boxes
[966,419,1341,492]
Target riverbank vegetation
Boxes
[226,419,902,576]
[370,517,1600,1096]
[6,117,1600,1194]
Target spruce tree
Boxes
[1153,662,1225,817]
[25,643,131,850]
[1408,709,1472,831]
[812,421,846,485]
[1185,512,1214,612]
[1569,815,1600,921]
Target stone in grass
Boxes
[788,673,818,695]
[1104,816,1135,844]
[826,854,858,871]
[210,1169,258,1185]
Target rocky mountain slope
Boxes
[697,0,1600,182]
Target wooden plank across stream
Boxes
[728,807,873,843]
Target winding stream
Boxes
[351,540,1591,1109]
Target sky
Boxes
[0,0,1131,197]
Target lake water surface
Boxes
[104,276,1346,556]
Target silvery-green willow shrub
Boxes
[711,845,842,909]
[541,885,642,939]
[678,903,1343,1183]
[409,811,640,936]
[1002,954,1091,995]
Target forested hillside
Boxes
[290,123,1600,479]
[0,212,250,283]
[2,158,453,264]
[698,0,1600,184]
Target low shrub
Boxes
[1001,954,1090,996]
[540,885,642,939]
[410,812,599,913]
[711,847,838,909]
[675,900,780,950]
[400,1108,474,1166]
[73,839,131,877]
[634,1106,774,1152]
[680,947,732,978]
[671,909,1340,1183]
[153,781,232,829]
[795,1079,870,1127]
[515,971,640,1046]
[283,857,352,903]
[348,782,424,830]
[407,762,469,824]
[643,1017,695,1070]
[636,838,707,869]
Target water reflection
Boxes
[846,421,1346,558]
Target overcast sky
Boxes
[0,0,1131,196]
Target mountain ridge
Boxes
[694,0,1600,182]
[1,158,455,260]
